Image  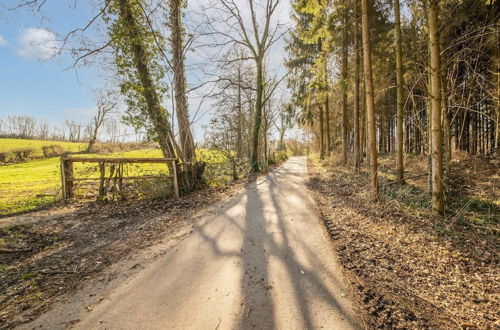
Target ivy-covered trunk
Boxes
[116,0,176,159]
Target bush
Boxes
[42,145,65,157]
[12,148,35,161]
[268,151,289,165]
[90,142,157,154]
[0,151,17,163]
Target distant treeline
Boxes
[0,114,134,143]
[0,138,158,165]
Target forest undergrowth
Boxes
[308,153,499,329]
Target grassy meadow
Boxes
[0,139,86,159]
[0,138,86,153]
[0,140,232,216]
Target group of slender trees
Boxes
[13,0,498,210]
[287,0,498,215]
[0,109,128,145]
[13,0,290,179]
[101,0,287,174]
[205,55,294,173]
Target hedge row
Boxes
[0,145,66,164]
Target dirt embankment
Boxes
[308,158,499,329]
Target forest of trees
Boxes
[8,0,499,213]
[286,0,498,215]
[0,1,498,327]
[5,0,294,190]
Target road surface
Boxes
[29,157,359,330]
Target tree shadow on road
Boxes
[193,158,359,329]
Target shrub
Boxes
[42,145,65,157]
[12,148,36,161]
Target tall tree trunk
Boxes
[495,38,499,156]
[394,0,405,182]
[353,0,361,170]
[279,130,285,151]
[361,0,379,201]
[341,5,349,164]
[361,75,366,158]
[263,120,268,167]
[118,0,176,159]
[251,59,264,172]
[428,0,445,215]
[423,1,433,192]
[325,94,331,155]
[262,96,269,167]
[236,68,243,158]
[170,0,195,163]
[319,101,325,160]
[441,64,451,176]
[87,127,98,153]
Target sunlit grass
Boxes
[0,138,86,156]
[0,148,229,215]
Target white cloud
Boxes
[0,35,7,47]
[63,106,97,120]
[16,28,60,60]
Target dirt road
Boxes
[24,157,358,330]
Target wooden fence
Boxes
[60,156,179,202]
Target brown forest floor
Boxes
[0,177,253,329]
[308,152,499,329]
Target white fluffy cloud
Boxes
[16,28,60,60]
[0,35,7,47]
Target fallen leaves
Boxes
[0,180,248,329]
[307,159,499,329]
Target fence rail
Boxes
[60,156,179,202]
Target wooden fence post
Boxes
[98,161,106,199]
[172,160,179,199]
[60,156,66,202]
[60,156,74,201]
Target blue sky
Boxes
[0,2,103,127]
[0,0,291,142]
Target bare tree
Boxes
[105,119,122,143]
[87,90,118,152]
[274,102,294,152]
[208,47,256,160]
[37,120,50,140]
[17,115,37,139]
[64,120,83,142]
[206,116,239,181]
[6,116,18,136]
[169,0,196,162]
[203,0,285,172]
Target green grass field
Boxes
[0,138,86,156]
[0,146,230,216]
